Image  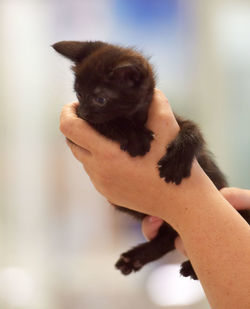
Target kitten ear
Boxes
[110,64,143,88]
[52,41,104,62]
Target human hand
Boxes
[220,187,250,210]
[60,89,185,221]
[142,187,250,256]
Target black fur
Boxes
[53,41,250,279]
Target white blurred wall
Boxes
[0,1,249,308]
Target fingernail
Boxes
[148,216,162,223]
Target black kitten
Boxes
[53,41,250,280]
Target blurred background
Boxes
[1,0,250,308]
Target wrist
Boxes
[157,160,220,231]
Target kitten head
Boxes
[52,41,155,124]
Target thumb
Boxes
[220,187,250,210]
[142,216,164,240]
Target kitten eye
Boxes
[93,96,107,106]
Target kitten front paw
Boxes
[115,253,143,275]
[120,128,154,157]
[158,144,193,185]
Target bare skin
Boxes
[142,187,250,256]
[60,90,250,309]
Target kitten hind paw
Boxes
[180,260,198,280]
[115,254,143,275]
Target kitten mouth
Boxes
[77,109,106,124]
[76,106,88,121]
[86,116,108,124]
[77,113,86,121]
[79,113,87,121]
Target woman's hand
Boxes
[142,187,250,256]
[220,187,250,210]
[60,89,189,222]
[60,91,250,308]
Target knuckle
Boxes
[70,142,78,156]
[154,88,169,102]
[68,143,81,161]
[154,88,163,97]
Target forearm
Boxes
[161,162,250,309]
[60,97,250,308]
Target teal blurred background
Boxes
[1,1,250,308]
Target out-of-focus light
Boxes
[146,264,205,307]
[213,3,250,63]
[0,267,36,307]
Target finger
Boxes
[174,236,187,256]
[146,89,179,135]
[142,216,164,240]
[220,187,250,210]
[66,138,92,164]
[146,90,180,158]
[66,140,97,187]
[60,102,115,153]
